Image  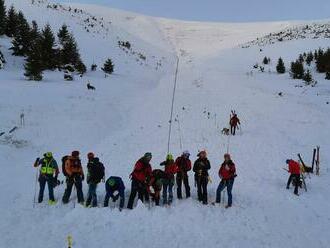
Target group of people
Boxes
[34,150,237,210]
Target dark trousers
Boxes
[86,183,98,207]
[62,176,84,203]
[196,176,208,204]
[38,175,55,202]
[216,179,234,206]
[230,125,237,135]
[287,174,300,194]
[176,174,190,199]
[162,180,174,205]
[127,179,149,209]
[104,189,125,209]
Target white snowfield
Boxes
[0,1,329,247]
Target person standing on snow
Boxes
[62,151,85,204]
[34,152,59,205]
[230,112,241,136]
[175,151,192,199]
[104,176,125,210]
[127,153,153,209]
[149,169,167,206]
[286,159,301,196]
[193,150,211,205]
[160,154,177,205]
[85,153,105,207]
[215,153,237,208]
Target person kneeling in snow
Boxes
[104,176,125,210]
[286,159,300,196]
[215,153,237,208]
[149,169,167,206]
[34,152,59,205]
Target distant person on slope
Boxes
[193,150,211,205]
[62,151,85,204]
[34,152,59,205]
[104,176,125,210]
[286,159,301,196]
[149,169,167,206]
[175,151,192,199]
[160,154,177,205]
[229,112,241,136]
[215,153,237,208]
[85,153,105,207]
[127,153,153,209]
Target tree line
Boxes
[0,0,114,81]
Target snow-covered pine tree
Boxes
[24,40,43,81]
[276,57,286,74]
[5,5,18,37]
[40,24,57,70]
[0,0,6,35]
[58,24,70,45]
[306,52,314,66]
[11,11,31,56]
[102,58,114,74]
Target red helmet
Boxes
[87,152,95,159]
[224,153,231,159]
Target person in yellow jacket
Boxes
[34,152,59,205]
[62,151,85,204]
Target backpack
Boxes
[91,160,105,183]
[61,156,69,177]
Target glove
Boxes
[81,175,85,181]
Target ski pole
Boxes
[33,169,39,208]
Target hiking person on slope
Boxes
[62,151,85,204]
[34,152,59,205]
[229,112,241,136]
[160,154,177,205]
[175,151,192,199]
[127,153,153,209]
[286,159,301,196]
[215,153,237,208]
[149,169,167,206]
[193,150,211,205]
[85,153,105,207]
[104,176,125,210]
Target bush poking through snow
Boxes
[102,58,114,74]
[0,50,5,69]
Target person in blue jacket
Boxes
[104,176,125,210]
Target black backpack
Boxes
[90,159,105,183]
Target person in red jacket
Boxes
[286,159,301,195]
[175,151,192,199]
[127,153,153,209]
[230,112,240,136]
[215,153,236,208]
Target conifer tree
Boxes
[11,11,31,56]
[302,70,313,83]
[40,24,57,70]
[102,58,114,74]
[58,24,70,45]
[0,0,6,35]
[24,40,43,81]
[5,5,18,37]
[276,57,286,74]
[263,56,269,65]
[306,52,314,66]
[290,60,305,79]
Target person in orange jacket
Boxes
[62,151,85,204]
[286,159,301,196]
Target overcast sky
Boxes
[57,0,330,22]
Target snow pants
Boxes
[162,178,174,205]
[176,174,190,199]
[287,174,300,195]
[86,183,98,207]
[196,176,208,204]
[62,175,84,204]
[127,179,149,209]
[216,179,234,206]
[104,188,125,209]
[38,175,55,203]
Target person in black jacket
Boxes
[193,150,211,205]
[85,153,105,207]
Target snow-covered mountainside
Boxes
[0,1,329,248]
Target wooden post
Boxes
[316,146,320,176]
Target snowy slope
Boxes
[0,1,330,248]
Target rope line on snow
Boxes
[167,56,180,154]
